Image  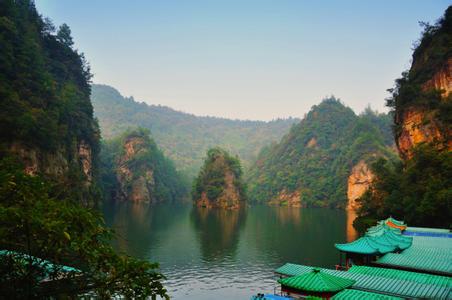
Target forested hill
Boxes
[0,0,100,204]
[247,98,395,208]
[91,84,299,177]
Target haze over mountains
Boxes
[91,84,299,177]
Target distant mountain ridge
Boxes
[91,84,299,177]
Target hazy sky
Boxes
[36,1,450,121]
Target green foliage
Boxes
[100,128,187,202]
[356,145,452,228]
[0,0,100,203]
[247,98,395,208]
[387,6,451,126]
[0,158,168,298]
[91,84,298,178]
[192,148,247,202]
[357,6,452,229]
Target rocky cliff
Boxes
[116,135,155,203]
[101,128,186,203]
[193,148,246,209]
[393,8,452,160]
[0,2,100,205]
[347,160,374,211]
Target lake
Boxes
[102,203,358,299]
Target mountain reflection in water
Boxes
[103,203,357,299]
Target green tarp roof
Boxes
[376,235,452,275]
[275,263,451,299]
[331,289,403,300]
[278,268,355,292]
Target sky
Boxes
[35,1,450,121]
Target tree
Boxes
[0,158,169,298]
[56,23,74,47]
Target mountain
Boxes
[390,7,451,159]
[192,148,246,209]
[100,128,186,203]
[91,84,299,177]
[357,6,452,228]
[246,97,395,208]
[0,0,100,205]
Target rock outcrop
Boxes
[102,128,185,203]
[396,108,450,160]
[268,189,303,207]
[116,134,156,203]
[394,9,452,160]
[347,160,374,210]
[193,148,246,209]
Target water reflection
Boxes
[346,208,358,242]
[190,207,247,261]
[102,203,356,299]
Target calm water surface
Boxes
[103,203,357,299]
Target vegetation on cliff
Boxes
[0,158,168,298]
[192,148,246,208]
[247,98,395,208]
[0,1,168,296]
[0,0,101,204]
[357,145,451,227]
[357,7,452,228]
[388,6,451,138]
[91,84,298,178]
[100,128,187,203]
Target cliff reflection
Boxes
[103,202,185,258]
[190,207,247,261]
[346,208,358,242]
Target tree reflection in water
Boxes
[190,207,247,261]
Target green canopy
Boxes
[278,268,355,292]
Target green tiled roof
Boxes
[385,217,405,226]
[331,289,403,300]
[335,236,396,255]
[376,235,452,275]
[348,265,452,288]
[366,224,401,237]
[335,225,412,255]
[275,263,451,299]
[370,230,412,249]
[278,268,355,292]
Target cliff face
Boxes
[10,140,94,186]
[393,9,452,160]
[347,160,374,210]
[193,148,246,209]
[396,59,452,159]
[268,189,303,207]
[101,128,186,203]
[116,136,156,203]
[0,2,99,204]
[396,107,450,159]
